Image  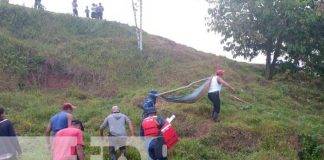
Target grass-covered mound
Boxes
[0,3,323,160]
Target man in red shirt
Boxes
[52,120,85,160]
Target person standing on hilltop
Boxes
[72,0,78,16]
[0,108,22,160]
[91,3,98,19]
[34,0,41,9]
[85,6,90,18]
[208,69,235,122]
[97,3,104,20]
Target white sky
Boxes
[9,0,265,64]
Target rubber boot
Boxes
[212,112,219,122]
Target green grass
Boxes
[0,3,323,160]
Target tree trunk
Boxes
[265,37,282,80]
[265,51,272,80]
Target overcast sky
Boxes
[9,0,265,64]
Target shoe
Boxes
[212,112,218,122]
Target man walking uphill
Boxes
[52,120,85,160]
[0,108,22,160]
[140,90,168,160]
[208,69,235,122]
[100,106,134,160]
[45,102,76,136]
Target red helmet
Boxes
[216,69,225,76]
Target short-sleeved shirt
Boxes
[97,6,104,12]
[52,127,84,160]
[100,113,130,136]
[50,111,69,135]
[72,2,78,9]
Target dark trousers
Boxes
[73,9,78,16]
[109,146,126,160]
[208,91,221,115]
[148,137,168,160]
[98,12,103,19]
[34,0,41,9]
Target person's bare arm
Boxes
[45,121,52,149]
[128,121,135,136]
[67,113,73,127]
[99,128,104,137]
[218,77,235,92]
[76,145,85,160]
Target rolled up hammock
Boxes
[158,77,211,103]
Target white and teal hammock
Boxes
[158,77,212,103]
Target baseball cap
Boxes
[62,102,77,110]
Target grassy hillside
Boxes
[0,3,323,160]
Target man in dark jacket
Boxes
[142,90,158,119]
[0,108,22,160]
[140,91,167,160]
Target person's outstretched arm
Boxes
[218,77,235,92]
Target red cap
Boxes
[216,69,225,76]
[62,102,77,110]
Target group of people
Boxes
[33,0,105,19]
[75,1,105,19]
[44,91,167,160]
[85,3,104,19]
[0,69,235,160]
[0,92,168,160]
[42,102,133,160]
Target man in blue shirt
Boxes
[45,102,76,147]
[0,108,22,160]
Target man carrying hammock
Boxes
[208,69,235,122]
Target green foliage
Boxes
[206,0,324,79]
[299,134,324,160]
[0,32,45,78]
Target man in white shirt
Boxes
[208,69,235,122]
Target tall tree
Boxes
[206,0,324,80]
[284,1,324,77]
